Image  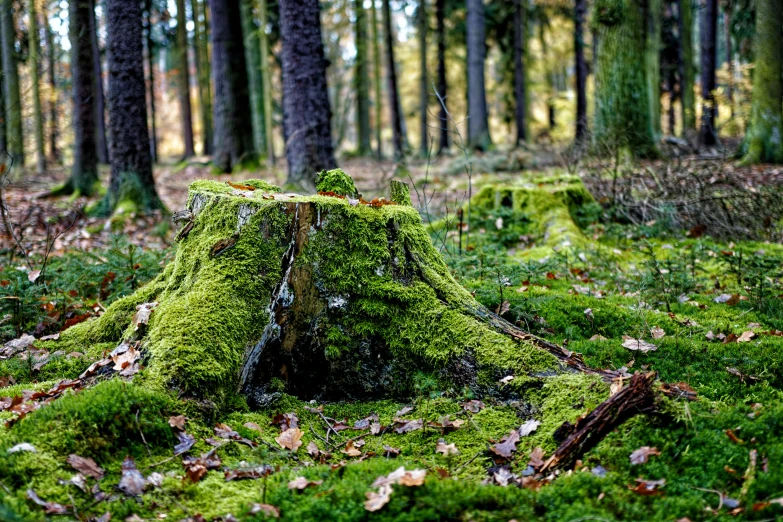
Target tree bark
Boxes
[723,0,734,121]
[371,0,383,159]
[29,0,46,173]
[646,0,662,138]
[435,0,448,154]
[44,1,59,164]
[354,0,372,155]
[144,0,157,164]
[258,0,274,163]
[466,0,491,150]
[191,0,213,156]
[574,0,587,143]
[418,0,428,157]
[241,0,266,158]
[210,0,255,172]
[176,0,195,157]
[678,0,695,134]
[89,0,109,164]
[1,0,23,165]
[699,0,718,146]
[739,0,782,164]
[103,0,162,214]
[381,0,406,160]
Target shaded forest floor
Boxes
[2,152,783,521]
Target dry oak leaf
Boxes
[307,441,321,458]
[249,504,280,518]
[174,431,196,456]
[67,454,104,479]
[372,466,427,488]
[629,478,665,496]
[168,415,186,431]
[489,430,520,459]
[528,447,546,470]
[393,418,423,434]
[621,336,657,353]
[395,405,414,416]
[629,446,661,465]
[435,439,459,456]
[132,302,157,330]
[364,484,393,512]
[118,456,147,496]
[519,419,540,437]
[26,489,71,515]
[737,331,756,343]
[275,427,304,452]
[342,440,363,457]
[287,476,322,490]
[650,326,666,339]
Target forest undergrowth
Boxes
[1,164,783,521]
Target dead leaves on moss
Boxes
[276,427,304,452]
[364,467,427,512]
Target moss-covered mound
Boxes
[51,171,558,408]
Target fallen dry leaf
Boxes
[737,331,756,343]
[725,429,744,444]
[364,484,393,512]
[629,478,665,496]
[621,337,657,353]
[168,415,186,430]
[224,465,273,481]
[118,456,146,496]
[393,418,423,434]
[287,476,322,490]
[174,431,196,456]
[629,446,661,465]
[528,447,546,470]
[183,449,222,483]
[519,419,540,437]
[342,440,363,457]
[271,412,299,431]
[650,326,666,339]
[435,439,459,456]
[67,454,104,479]
[490,430,520,459]
[26,489,71,515]
[275,427,304,452]
[249,504,280,518]
[395,405,414,416]
[132,302,157,330]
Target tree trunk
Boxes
[699,0,718,146]
[723,0,734,121]
[241,0,266,159]
[279,0,336,188]
[574,0,587,143]
[144,0,157,164]
[176,0,195,158]
[371,0,383,159]
[192,0,213,156]
[646,0,662,138]
[44,2,59,164]
[678,0,695,134]
[354,0,371,155]
[210,0,255,172]
[466,0,491,151]
[435,0,448,153]
[0,56,4,156]
[67,0,99,195]
[540,24,556,131]
[29,0,46,173]
[1,0,23,165]
[102,0,162,215]
[89,0,109,165]
[593,0,657,157]
[258,0,274,163]
[381,0,406,160]
[418,0,428,157]
[739,0,782,164]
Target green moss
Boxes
[242,179,282,192]
[315,168,359,197]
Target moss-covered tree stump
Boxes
[57,170,600,408]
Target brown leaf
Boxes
[275,427,304,452]
[353,413,379,430]
[650,326,666,339]
[287,476,322,490]
[461,400,485,413]
[393,418,423,434]
[629,478,665,495]
[364,484,393,512]
[489,430,520,459]
[395,405,414,416]
[271,412,299,431]
[132,302,157,330]
[183,449,222,483]
[519,419,540,437]
[528,447,546,470]
[243,421,263,433]
[67,454,104,479]
[249,504,280,518]
[383,445,401,458]
[435,439,459,456]
[629,446,661,465]
[725,429,745,444]
[174,431,196,456]
[737,331,756,343]
[168,415,186,430]
[26,489,72,515]
[227,181,256,191]
[118,456,146,496]
[224,465,273,481]
[621,337,657,353]
[342,440,363,457]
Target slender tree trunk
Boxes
[512,0,527,144]
[418,0,428,156]
[435,0,448,153]
[574,0,587,142]
[1,0,23,165]
[240,0,265,158]
[646,0,662,138]
[0,57,4,156]
[29,0,46,173]
[258,0,273,163]
[144,0,157,163]
[381,0,406,159]
[739,0,782,163]
[371,0,383,158]
[280,0,336,187]
[699,0,718,146]
[593,0,657,157]
[89,0,109,164]
[539,24,555,131]
[723,0,734,121]
[193,0,213,155]
[354,0,371,155]
[678,0,695,134]
[67,0,98,195]
[176,0,195,157]
[44,2,58,163]
[103,0,162,214]
[465,0,491,150]
[667,66,676,134]
[210,0,255,172]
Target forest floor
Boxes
[1,152,783,521]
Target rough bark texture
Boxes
[646,0,662,138]
[699,0,718,146]
[0,57,4,156]
[210,0,255,172]
[382,0,406,160]
[593,0,657,157]
[418,0,428,157]
[67,0,99,195]
[144,0,157,163]
[89,0,109,164]
[435,0,449,153]
[573,0,587,142]
[45,3,58,163]
[465,0,491,151]
[740,0,783,164]
[724,0,734,120]
[513,0,527,145]
[678,0,695,133]
[103,0,162,214]
[371,0,383,158]
[1,0,23,165]
[241,0,266,158]
[176,0,195,157]
[192,0,213,156]
[354,0,372,155]
[258,0,274,163]
[29,0,46,174]
[279,0,336,188]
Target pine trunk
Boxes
[0,59,4,156]
[574,0,587,142]
[1,0,23,165]
[678,0,695,133]
[280,0,336,188]
[103,0,162,215]
[67,0,99,195]
[192,0,213,156]
[176,0,195,158]
[144,0,157,164]
[435,0,449,153]
[699,0,718,146]
[29,0,46,173]
[258,0,274,163]
[241,0,266,158]
[740,0,783,163]
[382,0,406,160]
[354,0,371,155]
[418,0,428,157]
[371,0,383,158]
[723,1,734,120]
[646,0,662,138]
[593,0,657,157]
[210,0,254,172]
[90,0,109,164]
[465,0,491,151]
[45,2,58,164]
